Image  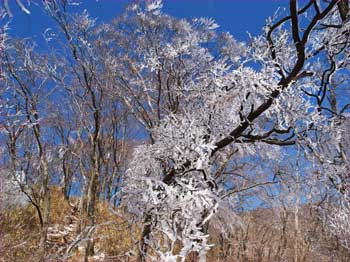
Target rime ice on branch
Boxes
[107,1,350,261]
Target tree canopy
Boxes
[1,1,350,261]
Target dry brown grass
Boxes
[2,189,350,262]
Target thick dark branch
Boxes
[266,0,313,77]
[245,126,293,140]
[301,1,338,47]
[212,1,338,155]
[338,0,349,22]
[241,137,296,146]
[318,57,336,109]
[261,139,296,146]
[290,0,301,46]
[267,0,313,39]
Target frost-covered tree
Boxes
[100,1,350,261]
[0,37,60,261]
[1,169,28,209]
[321,115,350,250]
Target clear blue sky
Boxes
[8,0,287,42]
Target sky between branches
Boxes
[8,0,284,42]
